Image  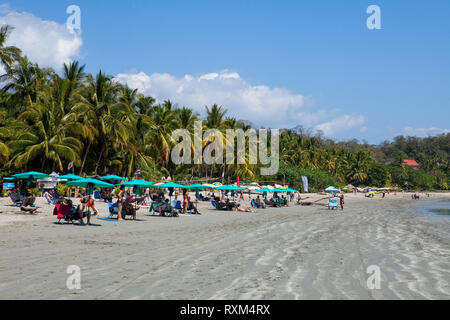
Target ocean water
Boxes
[422,198,450,217]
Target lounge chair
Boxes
[9,194,23,207]
[54,204,86,224]
[107,201,135,219]
[211,200,234,211]
[173,200,183,214]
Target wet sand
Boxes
[0,193,449,300]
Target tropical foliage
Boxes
[0,25,449,191]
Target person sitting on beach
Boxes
[123,197,137,220]
[255,196,265,208]
[151,196,165,213]
[10,188,23,205]
[187,200,200,214]
[235,203,254,213]
[16,188,35,207]
[281,195,288,207]
[263,197,277,207]
[154,199,175,216]
[43,190,53,204]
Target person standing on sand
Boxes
[239,190,245,202]
[182,190,188,214]
[82,196,99,216]
[117,186,125,221]
[339,194,344,210]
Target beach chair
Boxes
[107,201,119,217]
[328,199,338,210]
[9,194,23,207]
[173,200,183,214]
[54,204,85,224]
[210,200,229,211]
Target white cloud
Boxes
[115,70,307,128]
[402,127,450,137]
[115,70,365,135]
[0,8,82,71]
[314,115,366,136]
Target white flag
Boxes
[301,176,308,193]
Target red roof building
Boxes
[403,159,419,167]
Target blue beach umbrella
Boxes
[98,175,125,182]
[12,171,48,179]
[58,173,83,180]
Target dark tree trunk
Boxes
[79,141,91,175]
[94,147,104,174]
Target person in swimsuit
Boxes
[117,186,125,220]
[339,194,344,210]
[182,191,188,214]
[235,203,254,213]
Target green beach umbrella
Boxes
[184,184,212,190]
[66,178,114,188]
[98,175,125,182]
[117,179,154,188]
[281,188,298,192]
[12,171,49,179]
[157,182,185,188]
[215,185,245,191]
[116,179,153,209]
[58,174,84,198]
[157,182,186,201]
[58,173,83,180]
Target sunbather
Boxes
[235,203,254,213]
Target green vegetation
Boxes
[0,26,448,191]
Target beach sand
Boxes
[0,192,449,300]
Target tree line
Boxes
[0,25,448,191]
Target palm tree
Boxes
[205,104,227,130]
[1,57,52,113]
[0,25,21,71]
[8,85,83,171]
[72,71,121,174]
[146,100,178,166]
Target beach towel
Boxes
[97,217,117,221]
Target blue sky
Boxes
[2,0,450,144]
